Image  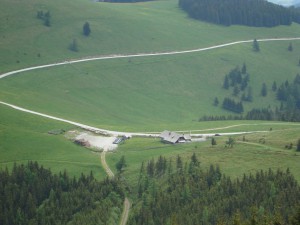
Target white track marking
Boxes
[1,37,300,80]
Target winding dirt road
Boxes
[100,145,131,225]
[100,151,114,178]
[1,37,300,80]
[119,198,131,225]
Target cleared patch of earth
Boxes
[66,130,118,151]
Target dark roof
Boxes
[160,130,191,144]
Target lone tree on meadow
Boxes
[226,137,235,148]
[83,22,91,36]
[253,39,260,52]
[211,137,217,147]
[69,39,78,52]
[297,139,300,151]
[288,43,293,51]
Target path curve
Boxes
[1,37,300,80]
[101,151,114,178]
[99,141,130,225]
[119,198,131,225]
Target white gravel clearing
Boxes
[75,132,118,151]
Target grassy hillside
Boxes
[0,104,106,180]
[1,0,300,183]
[1,0,300,73]
[0,40,299,131]
[106,126,300,185]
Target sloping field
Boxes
[1,0,300,131]
[0,40,300,131]
[0,104,106,180]
[106,127,300,185]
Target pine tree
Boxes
[242,63,247,74]
[261,83,267,97]
[288,43,293,51]
[69,39,78,52]
[223,75,229,89]
[297,139,300,151]
[253,39,260,52]
[83,22,91,36]
[214,97,219,106]
[211,137,217,147]
[116,155,127,173]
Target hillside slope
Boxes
[1,0,300,131]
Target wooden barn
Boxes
[159,130,191,144]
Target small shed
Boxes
[159,130,191,144]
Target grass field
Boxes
[0,104,106,180]
[1,0,300,73]
[1,0,300,181]
[0,40,300,131]
[106,127,300,186]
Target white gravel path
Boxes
[1,37,300,80]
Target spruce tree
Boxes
[261,83,267,97]
[297,139,300,152]
[83,22,91,36]
[223,75,229,89]
[211,137,217,147]
[253,39,260,52]
[69,39,78,52]
[288,43,293,51]
[214,97,219,106]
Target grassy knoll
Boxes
[0,40,300,131]
[1,0,300,73]
[106,127,300,185]
[0,104,106,180]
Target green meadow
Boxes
[106,127,300,185]
[0,40,300,131]
[0,104,106,180]
[1,0,300,73]
[1,0,300,181]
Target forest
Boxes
[1,158,300,225]
[0,162,125,225]
[130,155,300,225]
[179,0,300,27]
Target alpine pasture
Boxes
[1,0,300,180]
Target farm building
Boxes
[159,130,191,144]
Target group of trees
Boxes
[0,162,125,225]
[179,0,300,27]
[222,64,253,104]
[210,61,300,122]
[222,97,244,113]
[69,22,91,52]
[36,10,51,27]
[130,155,300,225]
[35,9,91,52]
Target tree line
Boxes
[179,0,300,27]
[0,161,125,225]
[130,154,300,225]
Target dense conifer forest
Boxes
[179,0,300,27]
[0,162,125,225]
[130,155,300,225]
[1,159,300,225]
